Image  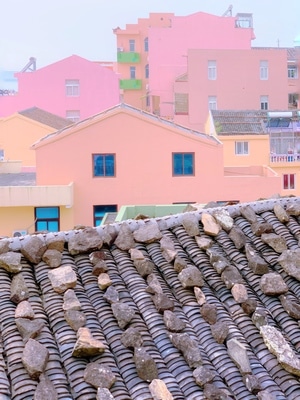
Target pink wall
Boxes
[149,12,254,116]
[0,55,120,119]
[186,48,289,130]
[34,107,280,226]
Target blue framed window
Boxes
[94,205,117,226]
[129,39,135,52]
[35,207,59,232]
[93,154,115,177]
[144,37,148,52]
[130,66,136,79]
[145,64,149,79]
[173,153,194,176]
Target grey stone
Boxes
[169,332,202,368]
[103,286,119,304]
[114,223,136,250]
[152,292,174,313]
[96,388,115,400]
[15,300,35,319]
[173,256,187,273]
[48,265,77,294]
[98,273,112,290]
[160,236,177,262]
[260,325,300,376]
[195,236,213,250]
[72,327,106,357]
[101,224,118,246]
[63,289,81,311]
[286,200,300,216]
[245,244,269,275]
[111,302,135,329]
[228,226,246,250]
[280,295,300,319]
[194,287,206,305]
[10,273,29,304]
[178,266,204,288]
[251,221,273,236]
[256,390,277,400]
[201,303,217,325]
[213,259,229,274]
[21,236,47,264]
[227,338,252,375]
[193,366,216,387]
[211,321,229,344]
[261,233,287,253]
[121,327,143,348]
[273,203,290,223]
[221,265,243,289]
[134,347,158,382]
[0,251,22,273]
[46,236,65,252]
[64,309,87,331]
[133,258,154,277]
[213,209,234,232]
[149,379,174,400]
[231,283,248,303]
[92,260,108,276]
[34,374,58,400]
[83,362,116,389]
[0,239,10,254]
[240,205,257,223]
[42,249,62,268]
[203,383,232,400]
[201,213,221,236]
[129,248,145,261]
[243,374,261,394]
[68,227,103,255]
[146,273,163,294]
[163,310,186,332]
[89,250,107,264]
[16,318,45,342]
[252,308,268,329]
[241,299,257,315]
[22,339,49,379]
[133,221,162,243]
[181,213,200,236]
[260,272,288,295]
[207,249,228,266]
[278,248,300,281]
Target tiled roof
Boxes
[0,172,36,186]
[2,197,300,398]
[211,110,268,135]
[18,107,73,130]
[251,46,296,61]
[32,103,221,148]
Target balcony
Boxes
[119,79,142,90]
[270,153,300,163]
[117,52,140,63]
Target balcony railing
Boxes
[117,52,140,63]
[270,153,300,163]
[119,79,142,90]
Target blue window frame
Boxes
[93,154,115,177]
[94,205,117,226]
[144,37,149,52]
[145,64,149,79]
[130,66,136,79]
[173,153,194,176]
[35,207,59,232]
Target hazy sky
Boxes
[1,0,299,71]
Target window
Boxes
[260,95,269,110]
[93,154,115,177]
[144,37,149,52]
[94,205,117,226]
[173,153,194,176]
[267,118,291,128]
[35,207,59,232]
[208,60,217,80]
[208,96,217,110]
[235,141,249,155]
[130,66,136,79]
[283,174,295,190]
[66,110,80,122]
[288,65,298,79]
[260,61,268,80]
[0,149,4,161]
[129,39,135,52]
[289,93,299,108]
[145,64,149,79]
[65,79,80,96]
[175,93,188,115]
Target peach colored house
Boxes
[0,55,120,121]
[207,109,300,197]
[114,11,254,113]
[0,107,71,168]
[174,47,300,131]
[0,104,280,236]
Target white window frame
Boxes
[288,65,298,79]
[208,60,217,80]
[260,60,268,80]
[65,79,80,97]
[66,110,80,122]
[260,95,269,110]
[130,66,136,79]
[129,39,135,52]
[283,174,295,190]
[235,141,249,155]
[208,96,217,110]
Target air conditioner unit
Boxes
[13,230,27,237]
[117,47,124,52]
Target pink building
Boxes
[0,55,120,121]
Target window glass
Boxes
[93,154,115,177]
[144,37,149,52]
[129,39,135,52]
[94,205,117,226]
[173,153,194,176]
[35,207,59,232]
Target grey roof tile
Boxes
[18,107,73,130]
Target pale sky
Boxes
[1,0,299,71]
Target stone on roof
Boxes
[1,197,300,398]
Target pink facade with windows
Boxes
[0,55,120,121]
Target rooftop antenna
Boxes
[222,5,233,17]
[20,57,36,72]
